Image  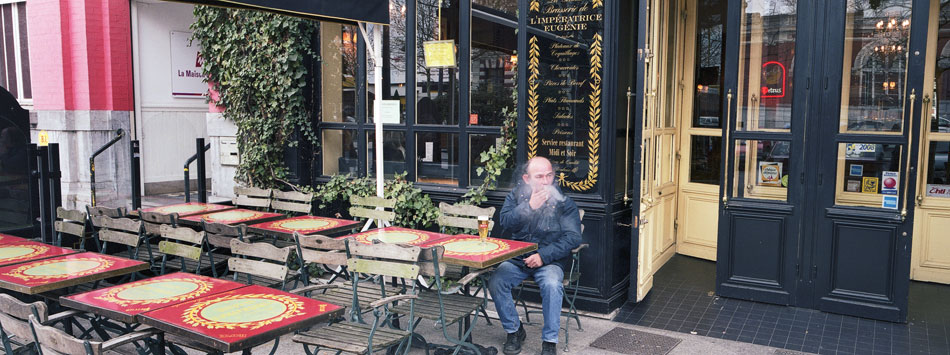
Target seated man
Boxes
[489,156,582,355]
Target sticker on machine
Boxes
[849,164,863,177]
[926,184,950,198]
[880,171,899,195]
[882,195,898,209]
[757,162,783,187]
[862,177,879,193]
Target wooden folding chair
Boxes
[54,207,88,249]
[157,225,224,277]
[28,314,163,355]
[291,233,402,317]
[90,215,155,279]
[349,195,396,231]
[228,238,296,290]
[270,190,313,215]
[86,206,127,218]
[0,294,87,355]
[291,242,427,355]
[201,220,247,253]
[232,186,272,211]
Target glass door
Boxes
[809,0,925,322]
[716,0,809,306]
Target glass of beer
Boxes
[477,216,490,244]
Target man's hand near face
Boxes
[525,253,544,268]
[529,187,550,210]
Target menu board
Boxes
[526,0,604,192]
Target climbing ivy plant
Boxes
[191,6,318,188]
[460,89,519,206]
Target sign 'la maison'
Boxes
[527,0,604,192]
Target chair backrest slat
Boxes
[86,206,126,218]
[228,258,288,281]
[233,186,272,209]
[56,207,86,222]
[299,249,347,266]
[348,242,420,261]
[139,211,178,236]
[90,216,142,234]
[0,312,34,346]
[159,225,204,244]
[29,315,101,355]
[347,259,420,279]
[98,230,140,248]
[270,200,311,214]
[417,246,446,277]
[158,240,202,260]
[54,221,85,238]
[348,207,396,221]
[0,294,47,323]
[230,239,290,262]
[202,221,245,249]
[437,202,495,232]
[296,234,346,250]
[295,234,348,267]
[349,195,396,209]
[272,190,312,202]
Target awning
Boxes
[167,0,390,25]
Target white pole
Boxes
[373,25,384,198]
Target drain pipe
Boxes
[90,129,125,206]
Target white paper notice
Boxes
[375,100,401,124]
[424,142,434,162]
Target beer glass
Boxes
[477,216,489,244]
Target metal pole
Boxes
[373,25,384,198]
[130,140,142,210]
[196,138,207,203]
[26,144,40,238]
[48,143,62,211]
[37,146,50,244]
[89,129,125,207]
[183,143,210,203]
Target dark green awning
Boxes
[168,0,389,25]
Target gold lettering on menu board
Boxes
[527,0,603,192]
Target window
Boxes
[686,0,725,186]
[0,2,30,103]
[317,0,514,190]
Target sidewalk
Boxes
[259,304,810,355]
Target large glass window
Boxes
[322,129,359,175]
[690,135,722,184]
[0,2,30,102]
[693,0,725,129]
[417,0,459,125]
[839,0,912,134]
[733,139,790,201]
[835,143,902,207]
[416,132,458,184]
[369,0,409,124]
[737,0,796,132]
[368,131,408,178]
[922,1,950,199]
[470,1,517,127]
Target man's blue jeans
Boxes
[488,261,564,343]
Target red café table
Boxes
[339,226,451,246]
[0,241,78,267]
[248,215,360,239]
[133,202,235,217]
[178,208,285,227]
[139,284,343,353]
[0,252,148,294]
[422,234,538,269]
[60,272,247,324]
[0,233,31,245]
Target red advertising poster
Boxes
[61,273,247,323]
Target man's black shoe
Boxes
[502,324,526,354]
[541,341,557,355]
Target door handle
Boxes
[722,89,733,207]
[901,89,915,222]
[624,87,633,204]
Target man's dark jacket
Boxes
[498,184,582,271]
